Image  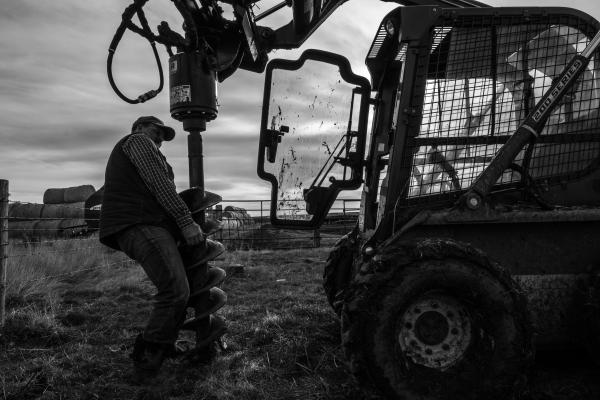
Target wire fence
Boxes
[1,180,8,326]
[0,180,360,324]
[5,197,359,250]
[206,199,359,250]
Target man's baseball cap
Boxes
[131,116,176,141]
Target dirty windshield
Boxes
[264,59,361,220]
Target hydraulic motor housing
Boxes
[169,51,218,132]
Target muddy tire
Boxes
[323,228,358,316]
[583,271,600,364]
[341,238,533,400]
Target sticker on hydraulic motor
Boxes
[170,85,191,103]
[169,60,178,74]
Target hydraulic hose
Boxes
[171,0,200,51]
[107,0,164,104]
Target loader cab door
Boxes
[257,49,371,228]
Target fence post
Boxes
[260,200,264,224]
[313,229,321,248]
[0,179,8,328]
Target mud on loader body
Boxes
[258,5,600,399]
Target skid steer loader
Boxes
[107,0,600,398]
[256,5,600,400]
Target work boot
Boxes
[129,335,169,384]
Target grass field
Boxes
[1,244,599,400]
[0,246,364,400]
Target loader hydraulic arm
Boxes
[264,0,489,51]
[104,0,491,234]
[107,1,492,98]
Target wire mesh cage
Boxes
[402,11,600,205]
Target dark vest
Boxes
[99,134,179,250]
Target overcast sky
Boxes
[1,0,599,203]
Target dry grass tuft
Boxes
[1,242,599,400]
[0,244,364,400]
[4,237,126,303]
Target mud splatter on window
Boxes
[264,60,362,220]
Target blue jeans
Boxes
[116,225,190,345]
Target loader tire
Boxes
[341,238,533,400]
[323,228,358,316]
[583,271,600,364]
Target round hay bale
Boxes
[43,188,65,204]
[43,185,96,204]
[221,218,242,230]
[8,221,39,239]
[217,218,243,241]
[8,203,44,220]
[63,202,86,219]
[223,209,254,225]
[224,206,250,218]
[60,218,86,229]
[36,220,63,237]
[84,186,103,231]
[223,206,254,224]
[64,185,95,203]
[60,219,87,237]
[222,210,245,219]
[41,203,85,219]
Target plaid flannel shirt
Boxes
[122,133,194,231]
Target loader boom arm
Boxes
[266,0,490,51]
[107,0,490,100]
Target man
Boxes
[99,116,224,381]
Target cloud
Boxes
[1,0,599,204]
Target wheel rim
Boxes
[397,294,472,370]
